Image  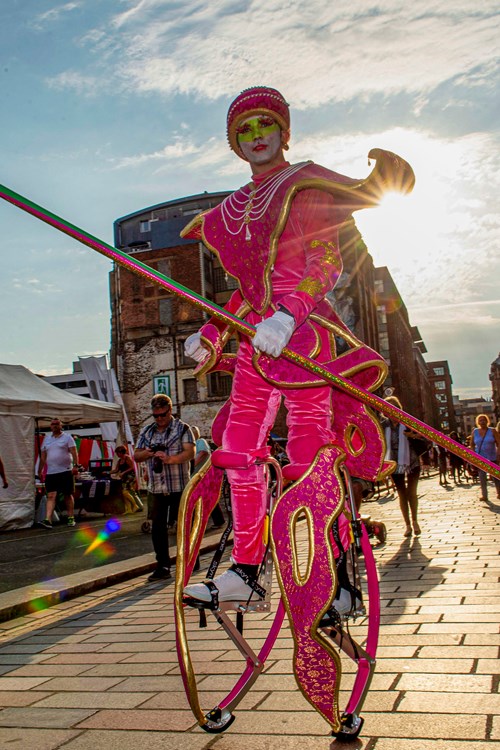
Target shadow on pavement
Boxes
[376,533,448,626]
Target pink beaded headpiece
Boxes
[227,86,290,160]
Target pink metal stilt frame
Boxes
[174,449,381,736]
[174,454,286,732]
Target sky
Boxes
[1,0,499,399]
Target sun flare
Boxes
[345,127,494,308]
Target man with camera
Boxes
[134,394,195,581]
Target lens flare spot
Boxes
[80,518,121,558]
[105,518,121,534]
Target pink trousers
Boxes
[222,338,334,564]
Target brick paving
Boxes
[0,473,498,749]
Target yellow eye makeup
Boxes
[237,117,280,143]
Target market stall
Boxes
[0,363,123,530]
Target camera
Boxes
[150,444,165,474]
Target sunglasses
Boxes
[152,410,170,418]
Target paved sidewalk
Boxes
[0,474,499,749]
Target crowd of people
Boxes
[29,403,499,557]
[416,416,500,502]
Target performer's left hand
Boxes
[185,332,209,363]
[253,311,295,357]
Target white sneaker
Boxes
[183,569,258,604]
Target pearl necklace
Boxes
[221,161,310,240]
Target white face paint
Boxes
[236,115,286,174]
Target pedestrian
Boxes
[37,418,79,529]
[134,395,195,582]
[111,445,143,513]
[383,396,428,537]
[270,439,289,467]
[181,85,392,606]
[191,426,211,473]
[191,426,225,529]
[0,455,8,488]
[470,414,500,501]
[420,446,431,478]
[437,445,449,486]
[448,431,464,483]
[429,444,438,470]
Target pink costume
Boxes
[177,87,414,734]
[182,154,386,565]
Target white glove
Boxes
[252,311,295,358]
[184,333,209,363]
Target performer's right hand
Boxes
[252,311,295,357]
[184,333,209,362]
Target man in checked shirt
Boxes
[134,394,195,581]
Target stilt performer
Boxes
[2,85,499,740]
[178,85,410,735]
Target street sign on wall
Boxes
[153,375,171,396]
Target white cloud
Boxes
[47,2,499,105]
[415,303,500,329]
[5,0,498,393]
[45,71,100,96]
[349,129,500,308]
[11,278,62,295]
[31,2,81,30]
[106,121,500,322]
[454,387,494,399]
[110,134,233,178]
[421,312,499,392]
[102,1,500,105]
[110,139,203,169]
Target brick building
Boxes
[110,195,445,441]
[412,328,436,427]
[327,220,380,352]
[111,192,235,439]
[427,360,457,433]
[373,267,433,421]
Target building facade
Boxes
[412,329,436,428]
[454,396,495,439]
[327,219,380,352]
[490,353,500,423]
[373,267,434,421]
[427,360,457,433]
[43,361,100,437]
[111,191,237,439]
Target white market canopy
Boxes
[0,363,123,425]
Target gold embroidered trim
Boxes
[296,276,323,297]
[296,240,341,299]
